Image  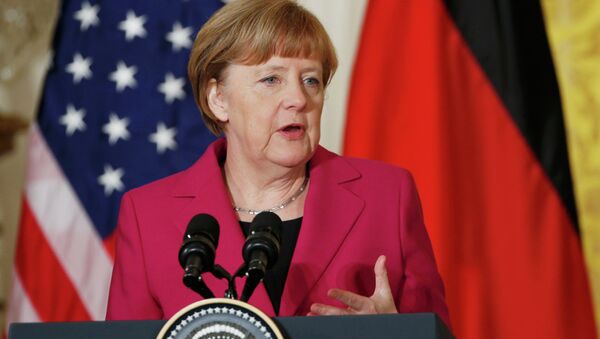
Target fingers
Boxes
[373,255,393,297]
[327,289,375,313]
[309,303,353,316]
[372,255,398,313]
[311,255,398,316]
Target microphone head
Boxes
[242,211,282,269]
[178,213,219,271]
[184,213,220,244]
[248,211,282,240]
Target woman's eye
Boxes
[304,77,321,87]
[261,76,279,85]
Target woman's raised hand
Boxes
[308,255,398,315]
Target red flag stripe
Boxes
[103,232,116,261]
[15,199,91,321]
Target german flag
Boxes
[344,1,597,338]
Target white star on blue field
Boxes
[38,0,226,238]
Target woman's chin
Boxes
[268,148,314,169]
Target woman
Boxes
[106,0,450,327]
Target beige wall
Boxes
[0,0,60,330]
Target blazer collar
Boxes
[279,146,365,315]
[169,139,364,316]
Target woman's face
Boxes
[209,56,324,169]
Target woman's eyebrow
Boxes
[257,64,321,73]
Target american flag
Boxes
[7,0,224,324]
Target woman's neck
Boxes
[223,152,308,222]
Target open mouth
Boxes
[281,124,303,132]
[278,123,305,139]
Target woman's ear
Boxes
[206,78,229,123]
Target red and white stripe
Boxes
[7,124,113,325]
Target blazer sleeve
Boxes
[105,192,162,320]
[397,171,451,328]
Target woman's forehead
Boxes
[226,56,324,76]
[252,56,322,69]
[232,40,326,64]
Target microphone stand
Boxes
[211,264,238,299]
[236,251,268,302]
[183,273,215,299]
[186,261,267,302]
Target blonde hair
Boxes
[188,0,338,135]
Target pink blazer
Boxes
[106,139,450,326]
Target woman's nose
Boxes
[281,80,307,111]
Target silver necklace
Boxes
[233,176,309,215]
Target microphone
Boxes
[178,213,220,299]
[240,211,282,302]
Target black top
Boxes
[240,217,302,315]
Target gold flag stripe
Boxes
[541,1,600,336]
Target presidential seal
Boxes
[156,298,284,339]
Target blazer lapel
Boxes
[279,147,364,316]
[169,139,275,315]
